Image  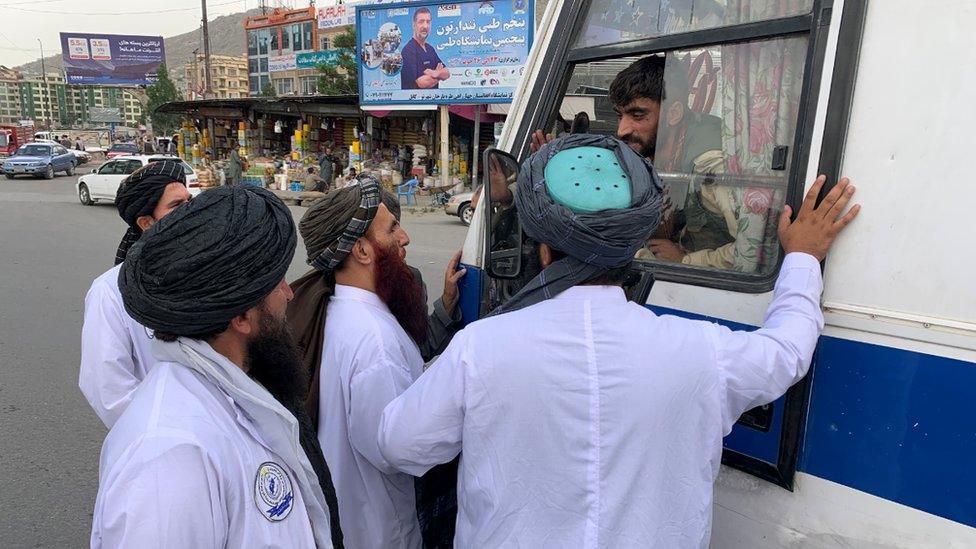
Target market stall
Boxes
[156,95,361,193]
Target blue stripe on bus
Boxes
[803,336,976,528]
[649,305,976,528]
[456,264,483,327]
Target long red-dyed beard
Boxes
[370,237,428,345]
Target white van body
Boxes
[456,0,976,546]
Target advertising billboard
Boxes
[357,0,534,105]
[59,33,165,86]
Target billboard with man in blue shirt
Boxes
[401,7,451,90]
[358,0,534,105]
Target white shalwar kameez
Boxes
[79,264,155,427]
[318,285,425,549]
[378,253,825,548]
[91,337,334,548]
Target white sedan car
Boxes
[76,155,201,206]
[445,190,475,225]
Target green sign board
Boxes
[296,49,354,69]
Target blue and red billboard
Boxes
[59,33,166,86]
[357,0,534,105]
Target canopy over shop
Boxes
[156,96,503,198]
[156,95,362,191]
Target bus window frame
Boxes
[510,0,846,295]
[497,0,868,490]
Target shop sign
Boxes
[268,54,298,73]
[296,49,355,69]
[318,0,421,29]
[357,0,534,106]
[318,3,356,29]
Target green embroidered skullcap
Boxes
[543,146,632,213]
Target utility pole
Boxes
[201,0,214,98]
[192,48,200,99]
[37,39,52,129]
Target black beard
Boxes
[246,312,308,408]
[634,139,656,160]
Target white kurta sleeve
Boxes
[94,439,225,548]
[704,252,825,433]
[79,281,141,428]
[347,358,409,475]
[378,333,467,477]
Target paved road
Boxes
[0,171,469,547]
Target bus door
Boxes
[476,0,866,490]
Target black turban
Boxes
[119,185,297,337]
[113,159,187,265]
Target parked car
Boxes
[445,190,475,225]
[76,155,201,205]
[33,139,91,165]
[2,143,76,179]
[105,143,140,159]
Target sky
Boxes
[0,0,328,67]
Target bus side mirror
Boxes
[482,148,523,279]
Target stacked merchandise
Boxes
[196,165,218,189]
[411,144,428,178]
[243,157,274,187]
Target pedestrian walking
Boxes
[226,148,244,186]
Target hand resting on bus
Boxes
[778,175,860,261]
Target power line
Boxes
[4,0,240,15]
[0,0,70,6]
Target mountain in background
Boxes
[15,8,260,77]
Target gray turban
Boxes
[299,177,381,271]
[114,159,187,265]
[491,133,663,315]
[119,185,297,337]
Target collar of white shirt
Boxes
[334,284,390,312]
[550,285,627,303]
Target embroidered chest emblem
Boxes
[254,461,294,522]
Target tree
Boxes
[316,27,358,96]
[146,63,183,135]
[260,82,277,98]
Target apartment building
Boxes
[181,54,249,100]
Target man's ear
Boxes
[666,100,684,127]
[350,236,374,266]
[136,215,155,232]
[538,242,554,268]
[227,307,261,337]
[228,308,259,337]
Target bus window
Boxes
[558,36,807,276]
[574,0,813,49]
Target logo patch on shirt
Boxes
[254,461,294,522]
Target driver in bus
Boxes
[534,54,740,270]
